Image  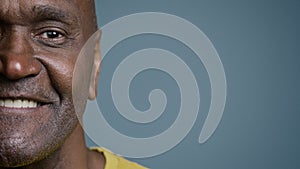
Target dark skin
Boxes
[0,0,103,168]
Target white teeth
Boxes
[0,99,38,108]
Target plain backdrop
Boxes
[85,1,300,168]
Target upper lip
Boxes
[0,77,59,105]
[0,93,58,104]
[0,98,44,105]
[0,95,55,104]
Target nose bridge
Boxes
[5,26,33,53]
[0,28,42,80]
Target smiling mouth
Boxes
[0,99,40,108]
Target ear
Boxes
[88,31,102,100]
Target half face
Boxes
[0,0,97,167]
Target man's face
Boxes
[0,0,96,167]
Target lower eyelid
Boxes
[34,35,67,47]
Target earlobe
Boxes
[88,31,102,100]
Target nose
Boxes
[0,32,42,80]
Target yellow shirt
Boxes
[91,147,148,169]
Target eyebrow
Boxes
[31,5,80,26]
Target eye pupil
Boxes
[47,31,60,38]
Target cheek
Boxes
[37,51,78,97]
[37,48,94,118]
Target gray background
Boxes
[85,0,300,168]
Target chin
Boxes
[0,138,49,167]
[0,105,79,167]
[0,126,75,168]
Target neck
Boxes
[0,125,105,169]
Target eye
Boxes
[35,29,67,46]
[41,31,63,39]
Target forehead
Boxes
[0,0,83,23]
